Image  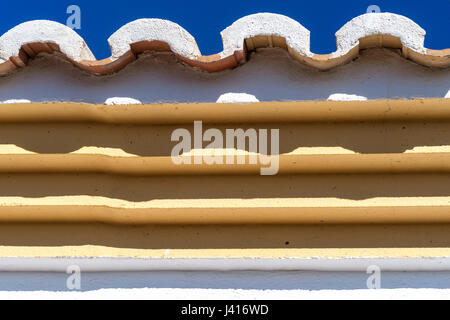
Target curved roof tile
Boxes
[0,12,448,75]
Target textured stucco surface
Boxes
[0,13,447,74]
[335,13,427,56]
[0,20,95,63]
[0,48,447,103]
[108,19,201,60]
[220,13,312,58]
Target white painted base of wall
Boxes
[2,288,450,300]
[0,259,449,296]
[1,270,450,291]
[0,271,450,299]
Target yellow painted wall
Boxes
[0,100,449,259]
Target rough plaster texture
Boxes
[220,13,312,59]
[216,93,260,103]
[0,20,95,63]
[0,13,447,74]
[108,19,201,60]
[0,48,447,103]
[335,13,426,56]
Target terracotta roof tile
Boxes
[0,12,448,75]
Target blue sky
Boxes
[1,0,448,59]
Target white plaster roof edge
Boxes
[219,13,312,59]
[335,13,427,56]
[0,20,95,62]
[0,12,445,67]
[1,257,450,272]
[108,18,201,60]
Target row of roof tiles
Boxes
[0,12,448,75]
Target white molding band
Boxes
[1,257,450,272]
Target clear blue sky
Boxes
[1,0,448,59]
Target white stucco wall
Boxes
[0,48,448,103]
[0,257,449,298]
[1,271,450,299]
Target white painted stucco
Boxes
[335,13,426,56]
[220,13,312,59]
[0,99,31,104]
[0,48,447,103]
[104,97,142,105]
[0,20,95,63]
[327,93,368,101]
[2,257,450,272]
[3,287,450,300]
[0,12,442,68]
[0,270,450,298]
[216,93,260,103]
[108,19,201,60]
[1,257,450,295]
